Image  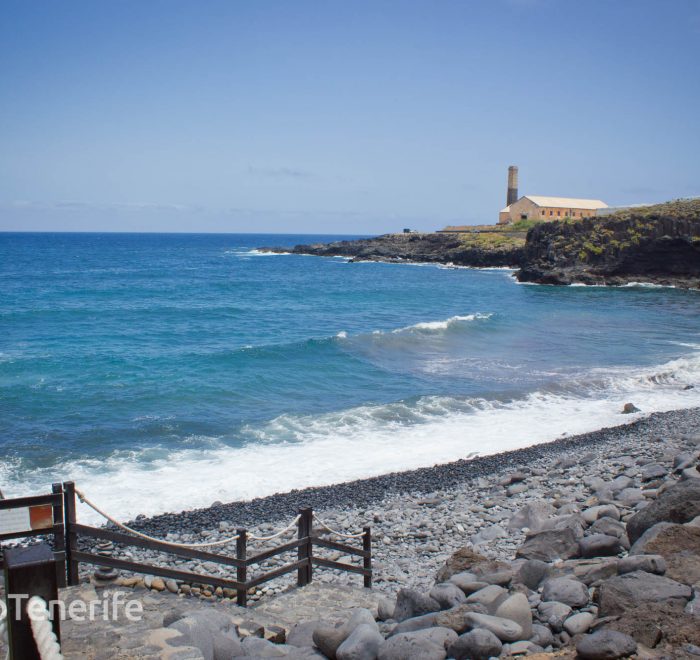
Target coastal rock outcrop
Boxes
[516,198,700,288]
[260,231,524,268]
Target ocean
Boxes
[1,232,699,522]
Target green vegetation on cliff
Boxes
[518,198,700,287]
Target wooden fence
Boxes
[59,481,371,605]
[0,484,66,587]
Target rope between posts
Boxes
[248,515,301,541]
[28,596,63,660]
[74,489,240,548]
[312,513,367,539]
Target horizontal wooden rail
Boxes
[310,535,371,558]
[72,523,246,568]
[245,538,305,565]
[245,559,309,589]
[0,493,62,510]
[311,556,372,577]
[71,551,245,591]
[57,487,372,604]
[0,524,65,543]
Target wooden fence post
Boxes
[3,543,60,660]
[51,483,66,588]
[297,508,312,587]
[363,527,372,589]
[236,529,247,607]
[63,481,79,586]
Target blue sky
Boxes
[1,0,699,233]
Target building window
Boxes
[549,210,553,216]
[557,211,561,216]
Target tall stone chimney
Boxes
[507,165,519,206]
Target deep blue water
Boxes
[1,232,699,518]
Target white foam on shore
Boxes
[3,352,699,524]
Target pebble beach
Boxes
[106,406,700,598]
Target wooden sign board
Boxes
[0,504,53,535]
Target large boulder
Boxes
[447,629,502,660]
[541,577,590,608]
[617,554,666,576]
[507,502,554,532]
[537,601,571,632]
[167,610,243,660]
[604,602,700,650]
[465,585,508,612]
[435,548,488,583]
[462,613,523,642]
[287,621,324,648]
[516,559,551,590]
[579,534,623,558]
[313,609,377,658]
[393,589,441,622]
[626,480,700,543]
[378,627,457,660]
[240,637,288,657]
[428,583,467,610]
[576,629,637,659]
[336,624,384,660]
[630,523,700,585]
[563,611,594,635]
[539,513,586,539]
[596,571,692,616]
[493,593,532,639]
[516,527,580,561]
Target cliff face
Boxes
[517,200,700,288]
[264,232,525,268]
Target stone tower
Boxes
[507,165,519,207]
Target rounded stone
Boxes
[542,577,590,608]
[447,628,502,660]
[563,611,594,635]
[576,629,637,659]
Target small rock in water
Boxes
[622,403,640,414]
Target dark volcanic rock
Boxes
[393,589,441,622]
[596,571,692,616]
[260,232,524,268]
[515,528,580,561]
[516,199,700,288]
[435,548,490,583]
[626,480,700,543]
[576,629,637,660]
[628,524,700,585]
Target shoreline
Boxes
[131,406,700,536]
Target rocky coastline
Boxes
[260,199,700,289]
[517,200,700,289]
[70,406,700,658]
[260,232,524,269]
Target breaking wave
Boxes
[3,351,698,523]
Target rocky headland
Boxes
[40,407,700,659]
[261,230,525,268]
[260,199,700,289]
[517,199,700,288]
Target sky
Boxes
[1,0,699,234]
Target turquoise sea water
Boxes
[1,232,700,519]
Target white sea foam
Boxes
[225,249,291,256]
[392,313,492,333]
[4,351,699,523]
